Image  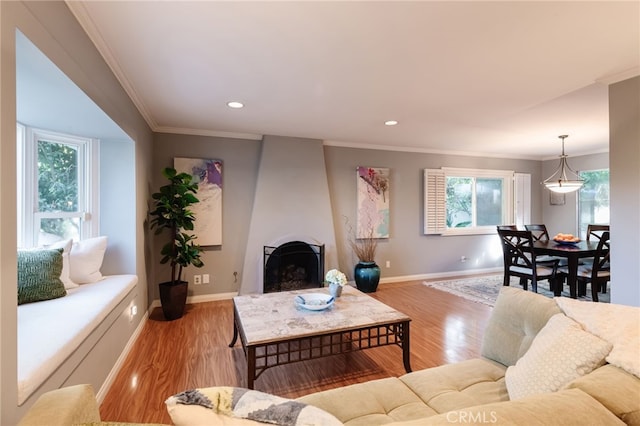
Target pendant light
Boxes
[543,135,584,193]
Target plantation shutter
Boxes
[424,169,446,234]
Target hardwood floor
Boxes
[99,280,492,424]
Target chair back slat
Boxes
[593,231,611,273]
[498,229,534,269]
[525,224,550,242]
[587,224,610,242]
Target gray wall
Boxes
[325,147,543,277]
[152,133,262,298]
[1,2,153,423]
[152,134,544,287]
[101,138,136,275]
[541,151,609,237]
[609,76,640,306]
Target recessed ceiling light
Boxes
[384,120,398,126]
[227,101,244,109]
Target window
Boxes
[578,169,609,238]
[17,124,99,247]
[425,168,516,235]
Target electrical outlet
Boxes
[203,274,210,284]
[193,275,202,285]
[385,260,391,268]
[460,256,467,263]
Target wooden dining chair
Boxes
[524,224,550,242]
[586,224,610,242]
[558,231,610,302]
[524,224,568,266]
[582,224,610,285]
[497,229,559,293]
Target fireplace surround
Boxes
[239,136,338,295]
[263,242,324,293]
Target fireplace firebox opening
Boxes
[263,242,324,293]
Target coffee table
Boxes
[229,285,412,389]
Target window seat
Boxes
[17,274,137,405]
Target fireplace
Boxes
[263,242,324,293]
[239,136,338,295]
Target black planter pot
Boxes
[354,261,381,293]
[159,280,188,320]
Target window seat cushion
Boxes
[17,274,137,405]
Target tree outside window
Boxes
[38,140,80,240]
[578,169,609,238]
[446,176,504,229]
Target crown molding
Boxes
[66,1,158,129]
[595,66,640,85]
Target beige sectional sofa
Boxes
[19,287,640,426]
[296,286,640,425]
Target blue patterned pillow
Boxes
[17,248,66,305]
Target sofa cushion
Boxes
[17,248,66,305]
[481,286,560,367]
[45,239,78,289]
[166,387,341,426]
[399,358,508,415]
[505,313,611,400]
[298,377,437,425]
[18,275,138,405]
[556,296,640,378]
[388,388,625,425]
[17,384,100,426]
[69,236,108,284]
[567,364,640,425]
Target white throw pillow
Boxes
[555,296,640,378]
[505,313,612,400]
[69,236,107,284]
[44,239,78,289]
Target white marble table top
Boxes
[233,285,411,345]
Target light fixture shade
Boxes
[543,135,584,194]
[543,179,584,193]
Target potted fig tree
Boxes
[149,167,204,320]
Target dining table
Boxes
[532,239,600,298]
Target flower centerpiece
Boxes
[325,269,347,297]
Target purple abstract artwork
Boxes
[174,157,223,245]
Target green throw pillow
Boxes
[18,248,67,305]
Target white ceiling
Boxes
[68,1,639,160]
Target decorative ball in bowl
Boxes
[294,293,335,311]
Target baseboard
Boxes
[188,291,239,303]
[96,311,149,404]
[378,267,502,284]
[150,291,239,308]
[149,269,503,306]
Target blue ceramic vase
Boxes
[354,261,380,293]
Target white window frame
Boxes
[424,167,516,236]
[17,124,99,247]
